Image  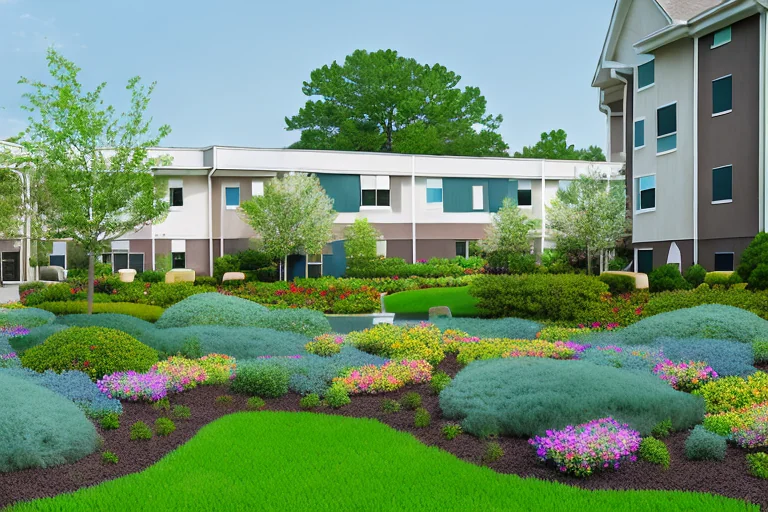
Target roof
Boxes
[655,0,725,21]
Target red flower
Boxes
[83,361,90,367]
[634,307,643,316]
[320,290,327,297]
[70,288,76,294]
[612,307,619,314]
[89,345,96,351]
[112,289,118,295]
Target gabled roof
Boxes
[655,0,725,21]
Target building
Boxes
[0,142,622,280]
[594,0,768,274]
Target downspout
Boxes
[694,36,701,264]
[411,155,416,263]
[207,148,217,277]
[598,89,612,159]
[760,10,767,232]
[540,160,546,257]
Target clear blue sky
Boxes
[0,0,615,154]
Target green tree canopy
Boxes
[285,49,508,157]
[514,129,606,161]
[479,198,539,255]
[343,218,381,260]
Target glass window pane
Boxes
[713,26,731,47]
[113,253,128,271]
[558,180,572,192]
[455,241,467,258]
[172,253,185,269]
[361,190,376,206]
[638,60,654,89]
[307,254,322,263]
[170,188,183,207]
[712,166,733,202]
[518,189,532,206]
[657,104,676,136]
[426,188,443,203]
[634,120,645,148]
[377,189,390,206]
[637,250,654,274]
[640,189,656,210]
[714,253,734,271]
[713,76,732,114]
[657,133,677,153]
[307,264,322,278]
[49,255,65,268]
[129,254,144,273]
[639,175,655,191]
[225,187,240,207]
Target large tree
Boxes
[8,49,171,312]
[514,129,606,161]
[285,49,508,157]
[546,169,628,275]
[240,173,337,280]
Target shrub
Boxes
[754,340,768,364]
[8,323,68,354]
[747,264,768,291]
[737,232,768,282]
[21,327,158,381]
[727,404,768,448]
[231,362,290,398]
[639,437,670,469]
[256,308,333,338]
[0,307,55,328]
[347,323,444,365]
[530,417,640,477]
[145,282,211,308]
[299,393,321,410]
[0,373,99,472]
[246,396,266,410]
[130,421,153,441]
[414,407,431,428]
[693,372,768,413]
[455,339,582,365]
[440,359,704,437]
[482,442,504,464]
[152,356,207,391]
[705,272,742,288]
[347,256,468,278]
[215,395,234,406]
[442,423,462,440]
[684,264,708,287]
[469,274,609,322]
[747,452,768,479]
[155,417,176,437]
[213,254,241,282]
[381,398,401,413]
[599,274,636,294]
[684,425,726,461]
[172,405,191,420]
[344,218,380,260]
[648,337,756,378]
[644,287,768,320]
[325,382,351,408]
[197,353,236,384]
[651,360,718,392]
[100,412,120,430]
[401,392,422,410]
[152,397,171,411]
[430,371,452,395]
[433,317,542,340]
[333,360,432,394]
[306,334,344,357]
[194,276,218,287]
[651,418,672,439]
[156,293,269,328]
[54,313,156,345]
[34,302,165,322]
[97,371,171,402]
[649,264,690,293]
[138,270,166,283]
[102,451,119,464]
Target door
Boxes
[1,252,20,282]
[637,249,653,274]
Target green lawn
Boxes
[11,412,756,512]
[384,286,480,317]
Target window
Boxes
[657,103,677,154]
[307,254,322,278]
[113,253,128,271]
[456,241,468,258]
[714,253,734,271]
[376,240,387,257]
[712,165,733,203]
[225,187,240,209]
[558,180,572,192]
[172,253,186,269]
[426,178,443,204]
[636,175,656,211]
[712,75,732,116]
[101,254,112,265]
[48,241,67,269]
[517,180,532,207]
[128,254,144,273]
[637,249,653,274]
[361,175,390,207]
[638,59,655,91]
[712,26,732,48]
[169,179,183,207]
[634,119,645,149]
[252,180,264,197]
[472,185,484,210]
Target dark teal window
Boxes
[638,60,654,90]
[317,174,361,213]
[637,249,653,274]
[172,252,185,269]
[712,76,732,115]
[49,255,65,268]
[517,180,532,206]
[636,175,655,211]
[712,165,733,202]
[634,119,645,149]
[455,241,467,258]
[714,253,734,272]
[657,103,677,153]
[225,187,240,208]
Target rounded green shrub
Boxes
[414,408,431,428]
[440,358,704,437]
[705,272,742,288]
[649,264,691,293]
[684,425,726,461]
[231,362,290,398]
[55,314,157,345]
[401,392,422,410]
[130,421,153,441]
[156,293,269,328]
[748,264,768,291]
[20,327,158,381]
[246,396,266,410]
[683,264,707,288]
[0,373,99,472]
[639,437,670,469]
[325,382,351,408]
[747,452,768,479]
[299,393,321,410]
[155,417,176,437]
[737,232,768,282]
[35,302,165,322]
[598,273,636,294]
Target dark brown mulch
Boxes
[2,355,767,510]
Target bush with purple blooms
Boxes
[97,371,172,401]
[529,417,641,477]
[652,360,718,392]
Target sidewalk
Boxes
[0,285,20,304]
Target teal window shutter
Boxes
[712,76,732,115]
[508,179,518,206]
[712,166,733,202]
[634,120,645,148]
[637,249,654,274]
[638,60,654,90]
[225,187,240,207]
[656,103,677,153]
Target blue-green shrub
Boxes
[8,324,68,354]
[156,293,269,328]
[0,373,100,472]
[0,308,55,328]
[433,317,542,340]
[440,358,704,437]
[253,308,332,338]
[685,425,726,461]
[644,287,768,319]
[55,313,157,344]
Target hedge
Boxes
[0,308,55,329]
[34,302,165,322]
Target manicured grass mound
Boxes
[34,302,165,322]
[0,373,99,472]
[384,287,479,317]
[156,293,269,328]
[440,358,704,437]
[8,412,755,512]
[0,308,55,328]
[434,317,543,341]
[21,327,158,381]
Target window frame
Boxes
[225,186,241,210]
[711,26,732,49]
[171,252,186,269]
[306,253,323,278]
[635,248,654,274]
[637,58,655,92]
[376,240,387,257]
[712,75,733,117]
[251,180,264,197]
[169,187,184,208]
[714,252,735,272]
[360,175,391,208]
[712,165,733,204]
[426,178,443,205]
[635,174,656,213]
[168,178,184,209]
[634,117,646,150]
[517,179,533,208]
[455,241,469,258]
[656,102,678,156]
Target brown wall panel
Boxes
[416,240,456,260]
[697,237,753,271]
[129,240,152,271]
[635,239,694,271]
[186,239,210,276]
[224,238,250,254]
[386,240,413,263]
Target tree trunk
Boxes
[284,256,288,282]
[87,254,95,315]
[586,246,592,276]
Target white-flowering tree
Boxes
[479,197,539,255]
[547,169,629,275]
[240,173,337,280]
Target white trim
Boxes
[637,84,655,93]
[376,240,387,257]
[635,208,657,215]
[251,180,264,197]
[712,109,733,117]
[359,206,392,212]
[656,147,678,157]
[224,185,240,210]
[472,185,484,211]
[694,36,699,264]
[711,199,733,204]
[711,26,732,49]
[634,247,654,273]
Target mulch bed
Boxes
[2,354,767,510]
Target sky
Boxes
[0,0,616,155]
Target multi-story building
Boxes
[594,0,768,274]
[0,142,621,281]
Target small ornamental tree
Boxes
[9,49,171,312]
[240,173,337,280]
[344,218,381,260]
[479,198,539,265]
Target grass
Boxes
[10,412,756,512]
[384,287,479,317]
[33,302,165,323]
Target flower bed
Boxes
[703,402,768,448]
[306,334,344,356]
[455,338,585,365]
[230,280,382,314]
[529,417,641,477]
[333,360,433,394]
[693,372,768,414]
[347,322,445,365]
[152,357,208,392]
[197,354,237,384]
[97,371,172,401]
[652,360,718,392]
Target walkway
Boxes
[0,285,20,304]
